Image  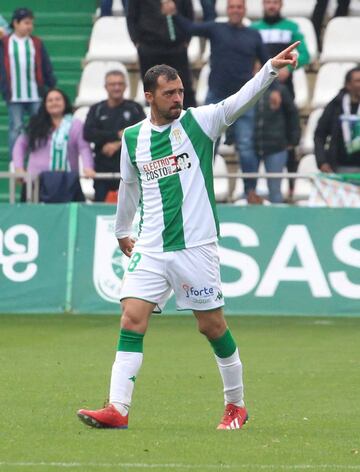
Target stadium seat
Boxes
[196,63,210,105]
[73,106,90,123]
[293,153,319,200]
[192,0,203,20]
[75,61,130,107]
[300,108,324,155]
[85,17,137,64]
[111,0,125,16]
[320,17,360,63]
[289,16,318,64]
[95,0,124,18]
[188,37,202,65]
[311,62,357,109]
[134,79,146,107]
[293,67,309,109]
[213,154,230,201]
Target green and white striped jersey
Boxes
[9,35,40,102]
[121,105,224,252]
[117,60,277,253]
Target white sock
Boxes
[109,351,143,416]
[215,348,245,407]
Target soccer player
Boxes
[77,42,299,430]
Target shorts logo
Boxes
[143,153,191,182]
[215,291,223,301]
[182,284,214,304]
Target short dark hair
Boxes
[11,7,34,27]
[105,69,126,83]
[345,66,360,85]
[143,64,179,93]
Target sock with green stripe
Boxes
[209,328,245,407]
[109,329,144,416]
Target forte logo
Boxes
[182,284,214,298]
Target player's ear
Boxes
[144,91,153,104]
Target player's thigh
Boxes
[120,251,172,314]
[121,298,156,333]
[168,242,224,311]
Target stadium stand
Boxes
[0,0,358,205]
[0,0,93,202]
[311,62,357,109]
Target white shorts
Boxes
[120,242,224,312]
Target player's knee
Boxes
[121,307,146,332]
[198,318,226,340]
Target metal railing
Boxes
[0,171,34,203]
[0,171,321,204]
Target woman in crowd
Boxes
[13,88,95,200]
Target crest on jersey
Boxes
[93,213,139,303]
[171,128,182,144]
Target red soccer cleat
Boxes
[217,403,248,430]
[77,404,128,429]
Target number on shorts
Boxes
[128,252,141,272]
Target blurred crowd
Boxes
[0,0,359,203]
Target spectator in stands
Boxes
[0,8,56,153]
[314,66,360,174]
[311,0,350,50]
[251,0,310,98]
[162,0,278,198]
[126,0,196,109]
[254,83,300,203]
[83,70,146,202]
[0,13,10,38]
[12,88,94,201]
[251,0,310,201]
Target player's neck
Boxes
[150,111,173,127]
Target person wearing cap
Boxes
[0,7,56,153]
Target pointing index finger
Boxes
[282,41,301,55]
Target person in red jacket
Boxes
[0,8,56,153]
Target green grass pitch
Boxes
[0,314,359,472]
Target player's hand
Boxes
[118,236,135,257]
[102,142,121,157]
[83,168,96,178]
[320,163,333,173]
[271,41,300,70]
[15,166,25,184]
